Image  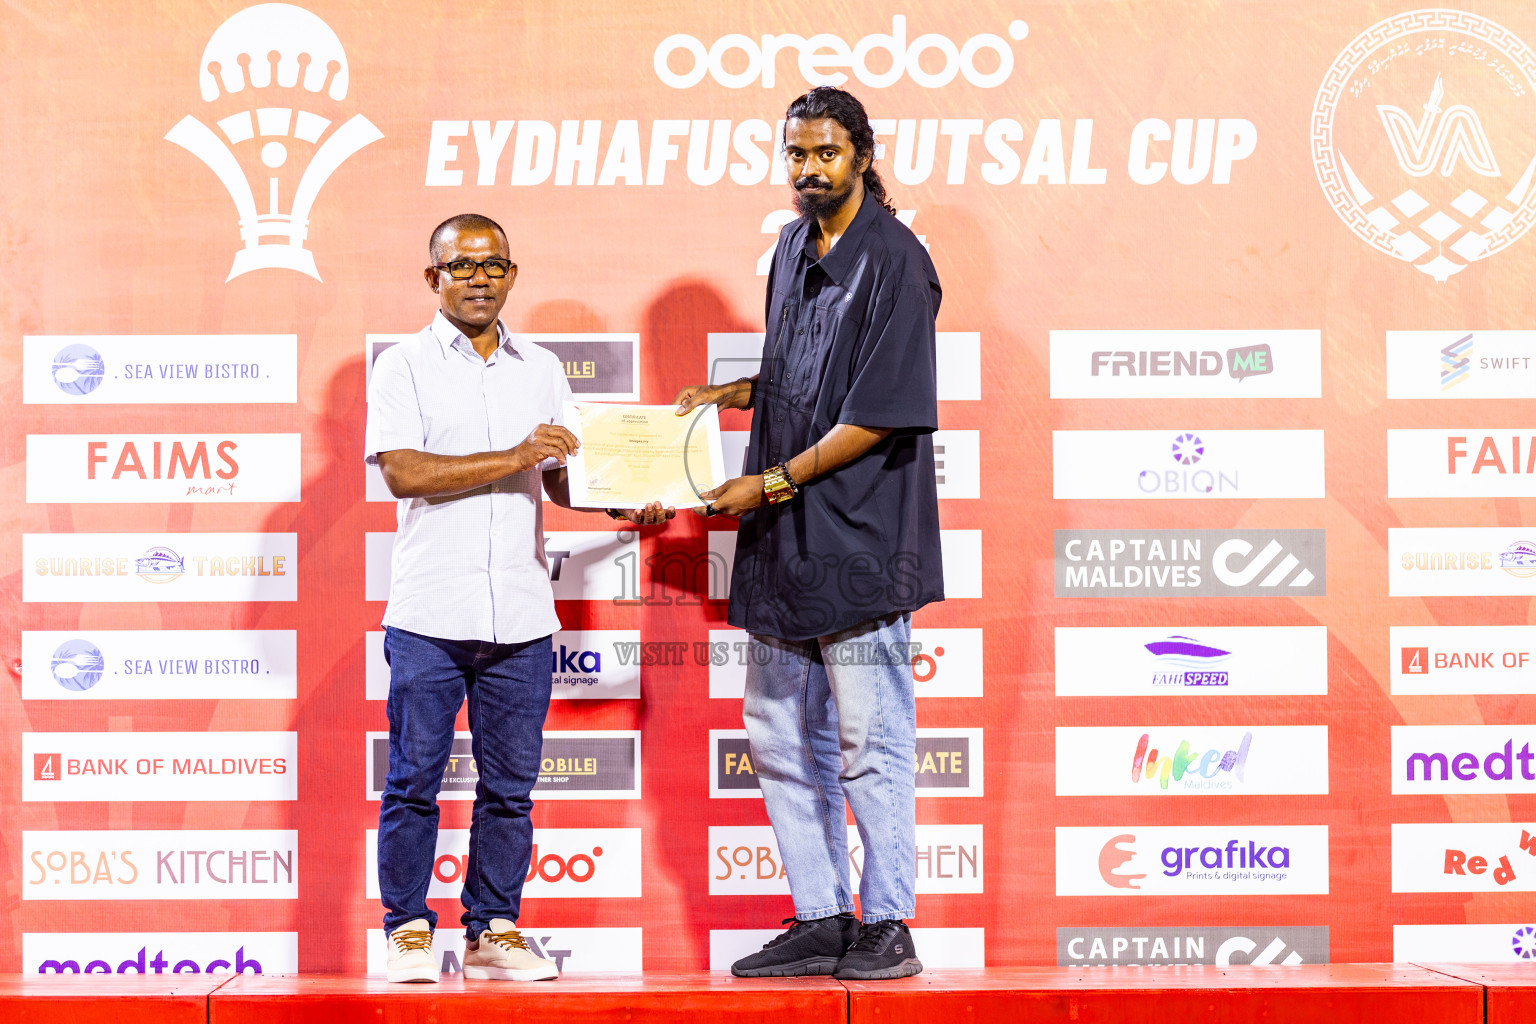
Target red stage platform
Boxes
[0,965,1508,1024]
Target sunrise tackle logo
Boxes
[165,3,383,281]
[1313,10,1536,282]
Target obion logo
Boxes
[654,16,1029,90]
[165,4,383,280]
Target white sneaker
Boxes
[385,919,439,983]
[462,919,560,981]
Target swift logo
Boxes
[1213,539,1316,588]
[165,4,383,280]
[1379,75,1500,178]
[1442,334,1473,390]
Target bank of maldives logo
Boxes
[165,4,383,281]
[51,640,104,693]
[1313,11,1536,282]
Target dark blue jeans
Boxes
[378,626,553,939]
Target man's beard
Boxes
[793,174,857,219]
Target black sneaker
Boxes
[731,914,859,977]
[832,920,923,980]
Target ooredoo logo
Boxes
[1313,11,1536,282]
[165,3,383,280]
[365,828,642,899]
[654,16,1029,90]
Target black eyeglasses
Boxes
[433,258,516,279]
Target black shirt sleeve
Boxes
[837,267,940,432]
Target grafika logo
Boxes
[165,3,383,280]
[1313,11,1536,282]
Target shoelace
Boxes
[485,928,532,952]
[392,931,434,953]
[847,921,903,953]
[762,917,809,949]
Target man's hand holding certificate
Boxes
[563,401,726,509]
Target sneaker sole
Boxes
[385,967,441,983]
[834,960,924,981]
[462,964,560,982]
[731,956,841,978]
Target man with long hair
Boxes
[675,86,943,980]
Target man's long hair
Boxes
[784,87,895,215]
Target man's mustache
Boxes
[794,176,833,191]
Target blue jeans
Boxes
[742,613,916,923]
[378,626,553,939]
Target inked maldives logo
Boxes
[1132,731,1252,791]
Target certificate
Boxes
[563,402,727,509]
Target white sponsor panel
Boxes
[940,529,983,598]
[1386,332,1536,399]
[1055,726,1329,796]
[23,732,297,802]
[1053,430,1324,500]
[23,336,298,405]
[24,932,298,974]
[366,629,642,700]
[366,531,637,602]
[1392,725,1536,794]
[708,824,982,895]
[705,331,980,401]
[364,927,643,976]
[27,434,301,504]
[365,828,641,899]
[1388,430,1536,497]
[706,626,982,699]
[24,534,297,603]
[709,928,983,970]
[1049,330,1322,399]
[22,830,298,900]
[1392,625,1536,695]
[1394,923,1536,962]
[933,429,980,499]
[1388,528,1536,597]
[707,531,736,600]
[1054,626,1327,697]
[709,728,982,799]
[1056,826,1329,895]
[366,462,393,502]
[1392,822,1536,892]
[21,630,296,701]
[720,429,750,478]
[365,631,388,699]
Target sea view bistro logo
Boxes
[1048,330,1322,399]
[1392,822,1536,892]
[1392,625,1536,695]
[710,728,982,798]
[26,932,298,975]
[365,828,643,900]
[1056,826,1330,896]
[24,335,298,405]
[1314,10,1536,282]
[1052,430,1324,499]
[364,927,643,976]
[24,533,296,603]
[1058,927,1330,966]
[1055,726,1329,796]
[1393,725,1536,793]
[367,731,640,800]
[22,732,296,802]
[1054,626,1328,697]
[21,630,296,701]
[709,824,983,896]
[26,434,301,503]
[1388,429,1536,497]
[23,830,297,900]
[1055,530,1325,597]
[1389,528,1536,596]
[165,3,383,280]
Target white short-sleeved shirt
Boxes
[364,312,572,643]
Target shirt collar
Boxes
[800,191,881,283]
[429,311,520,361]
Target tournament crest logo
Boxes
[165,3,383,281]
[1312,10,1536,282]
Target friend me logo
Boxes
[653,16,1029,90]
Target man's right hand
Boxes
[674,378,753,415]
[514,423,580,470]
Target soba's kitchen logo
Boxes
[165,4,383,281]
[1312,10,1536,282]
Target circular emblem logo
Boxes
[51,344,105,395]
[1501,541,1536,577]
[1512,925,1536,958]
[136,546,185,583]
[1313,10,1536,282]
[50,638,104,692]
[1171,433,1205,466]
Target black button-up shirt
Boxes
[726,195,944,641]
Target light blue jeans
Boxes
[742,613,916,923]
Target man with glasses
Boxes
[365,213,670,983]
